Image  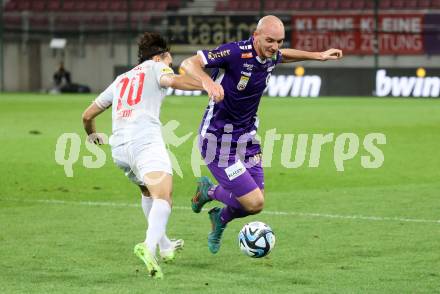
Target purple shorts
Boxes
[206,156,264,197]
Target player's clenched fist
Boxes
[319,48,343,61]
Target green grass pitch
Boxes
[1,93,440,293]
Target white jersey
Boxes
[94,60,174,148]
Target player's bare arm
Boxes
[82,102,106,144]
[180,55,224,102]
[159,73,204,91]
[280,48,343,63]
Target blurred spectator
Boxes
[53,62,71,90]
[51,62,91,94]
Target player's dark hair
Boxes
[137,32,170,64]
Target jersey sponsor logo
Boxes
[225,161,246,181]
[243,62,254,71]
[239,45,252,50]
[240,71,252,77]
[207,49,231,60]
[241,52,253,59]
[376,69,440,97]
[237,75,250,91]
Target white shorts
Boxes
[111,141,172,186]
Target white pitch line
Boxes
[2,198,440,224]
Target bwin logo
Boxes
[265,66,321,97]
[376,69,440,97]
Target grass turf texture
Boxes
[1,94,439,293]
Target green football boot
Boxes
[191,176,214,213]
[207,207,227,254]
[134,243,163,279]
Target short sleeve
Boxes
[275,50,282,64]
[153,62,174,86]
[94,81,114,109]
[197,43,239,69]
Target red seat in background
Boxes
[352,0,365,9]
[31,1,46,11]
[4,1,18,12]
[327,0,340,10]
[287,0,301,10]
[432,0,440,8]
[17,0,31,11]
[418,0,432,8]
[263,0,276,11]
[379,0,392,9]
[404,0,419,9]
[314,0,328,10]
[276,0,289,10]
[47,0,61,11]
[339,0,353,9]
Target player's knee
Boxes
[244,197,264,214]
[147,184,172,203]
[150,188,172,199]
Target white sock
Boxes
[145,198,171,256]
[141,195,153,218]
[141,195,172,251]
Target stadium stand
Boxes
[1,0,437,43]
[214,0,434,11]
[4,0,436,13]
[3,0,180,31]
[3,0,436,32]
[1,0,438,93]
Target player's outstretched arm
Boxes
[280,48,343,63]
[180,55,224,102]
[82,102,106,144]
[160,73,204,91]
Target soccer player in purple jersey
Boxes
[181,15,343,254]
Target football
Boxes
[238,221,275,258]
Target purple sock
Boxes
[220,206,250,225]
[208,185,243,210]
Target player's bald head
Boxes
[256,15,285,37]
[253,15,285,58]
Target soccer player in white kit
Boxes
[82,32,202,279]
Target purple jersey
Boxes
[198,37,282,160]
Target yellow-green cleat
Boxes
[134,243,163,279]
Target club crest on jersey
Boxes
[237,75,249,91]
